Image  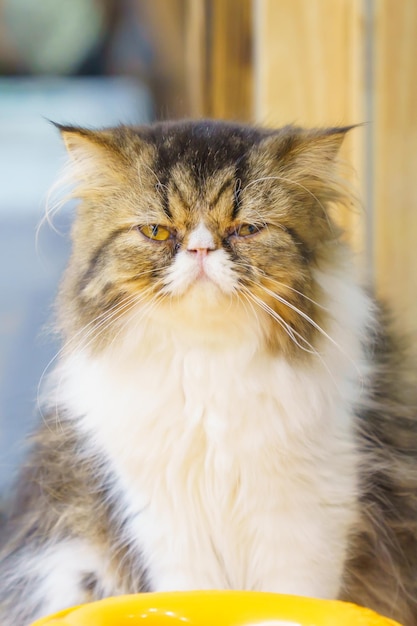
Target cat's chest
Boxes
[61,341,360,593]
[63,340,356,497]
[69,344,292,457]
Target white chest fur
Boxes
[57,279,369,599]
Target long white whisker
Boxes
[241,288,343,390]
[107,288,168,355]
[47,294,144,429]
[241,287,317,355]
[261,284,337,346]
[243,275,350,367]
[38,281,167,428]
[37,292,138,416]
[37,265,171,411]
[254,282,363,384]
[37,292,146,393]
[48,285,168,430]
[249,271,330,313]
[233,260,331,316]
[66,281,167,359]
[238,289,259,322]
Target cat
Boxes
[0,119,416,626]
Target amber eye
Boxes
[232,223,263,238]
[139,224,172,241]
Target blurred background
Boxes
[0,0,416,496]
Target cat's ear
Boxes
[53,123,128,189]
[259,125,358,209]
[258,126,357,243]
[56,123,114,156]
[261,125,356,170]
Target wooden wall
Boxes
[254,0,417,335]
[372,0,417,335]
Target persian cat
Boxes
[0,120,416,626]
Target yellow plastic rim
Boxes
[30,591,403,626]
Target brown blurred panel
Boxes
[131,0,189,118]
[125,0,253,120]
[185,0,254,121]
[254,0,364,126]
[373,0,417,335]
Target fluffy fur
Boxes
[0,120,416,626]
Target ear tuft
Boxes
[51,122,105,160]
[50,122,131,197]
[261,124,359,166]
[257,124,358,232]
[304,124,358,160]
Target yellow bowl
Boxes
[30,591,402,626]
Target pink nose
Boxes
[187,246,213,257]
[187,224,216,256]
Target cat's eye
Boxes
[138,224,172,242]
[231,223,264,238]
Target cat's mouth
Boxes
[194,259,215,282]
[162,248,237,297]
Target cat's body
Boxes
[1,120,416,626]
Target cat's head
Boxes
[55,120,353,355]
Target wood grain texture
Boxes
[373,0,417,334]
[253,0,366,248]
[254,0,364,126]
[185,0,206,117]
[185,0,254,121]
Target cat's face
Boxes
[57,120,350,355]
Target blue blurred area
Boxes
[0,76,153,493]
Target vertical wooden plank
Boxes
[254,0,364,124]
[132,0,188,118]
[254,0,366,250]
[185,0,207,117]
[185,0,254,121]
[373,0,417,334]
[208,0,254,121]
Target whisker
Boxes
[48,286,168,430]
[244,275,346,361]
[38,280,167,428]
[233,261,330,317]
[241,277,363,390]
[255,281,364,385]
[46,294,144,429]
[37,292,138,414]
[260,283,338,348]
[67,282,166,358]
[246,270,330,313]
[37,266,171,411]
[240,287,318,355]
[241,288,344,391]
[106,286,169,355]
[38,295,140,408]
[239,290,282,342]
